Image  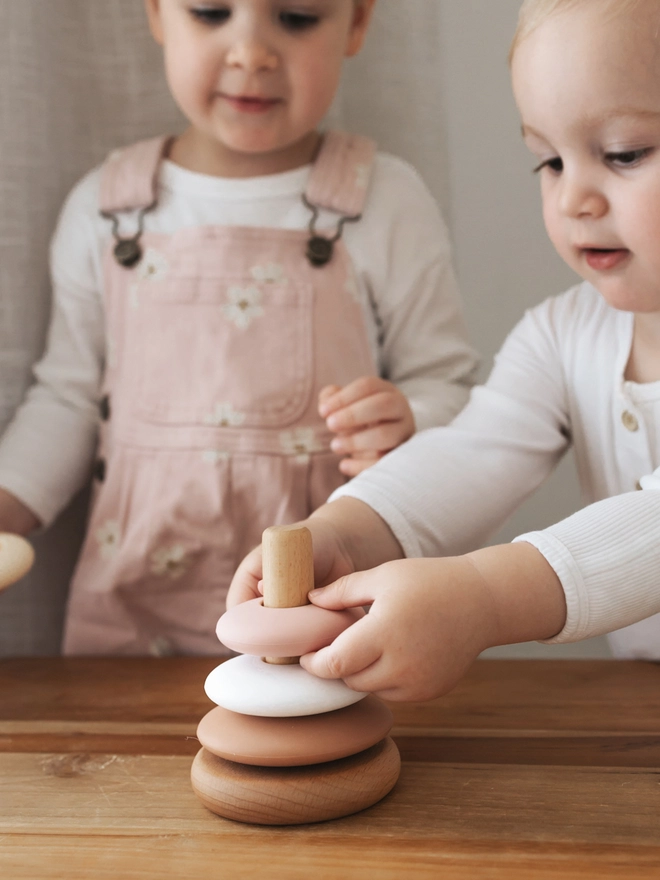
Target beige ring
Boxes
[0,533,34,591]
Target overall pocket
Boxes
[127,274,314,428]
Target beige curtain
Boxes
[0,0,448,654]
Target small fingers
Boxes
[307,569,380,610]
[318,376,390,420]
[226,545,264,608]
[326,390,408,435]
[338,455,380,477]
[331,420,410,456]
[300,614,382,682]
[318,384,342,411]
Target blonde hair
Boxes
[509,0,649,62]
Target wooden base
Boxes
[190,737,401,826]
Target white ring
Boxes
[204,655,367,717]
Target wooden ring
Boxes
[216,598,364,657]
[191,737,401,826]
[0,533,34,591]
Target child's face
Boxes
[512,1,660,315]
[145,0,373,171]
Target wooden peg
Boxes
[262,525,314,664]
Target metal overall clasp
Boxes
[302,195,362,268]
[101,207,151,269]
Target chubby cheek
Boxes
[291,52,343,119]
[164,45,217,116]
[632,204,660,262]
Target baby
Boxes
[229,0,660,697]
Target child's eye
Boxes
[533,157,563,174]
[605,148,652,167]
[279,11,320,31]
[189,5,231,25]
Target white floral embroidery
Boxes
[280,428,323,461]
[203,402,245,428]
[251,262,287,285]
[96,520,121,560]
[202,449,230,464]
[355,163,369,189]
[136,248,169,283]
[150,544,190,579]
[223,285,264,329]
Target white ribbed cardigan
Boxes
[333,282,660,658]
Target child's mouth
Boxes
[221,94,280,114]
[582,248,630,271]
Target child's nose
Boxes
[559,175,607,219]
[226,34,278,73]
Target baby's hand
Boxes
[226,511,359,610]
[319,378,415,477]
[300,557,496,702]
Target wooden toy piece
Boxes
[216,597,364,657]
[0,533,34,592]
[204,653,366,716]
[197,696,394,766]
[191,523,402,825]
[191,737,401,826]
[262,524,314,665]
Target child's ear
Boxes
[345,0,377,58]
[144,0,165,45]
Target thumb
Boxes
[307,568,379,611]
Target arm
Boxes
[0,172,105,527]
[230,297,570,604]
[326,157,479,474]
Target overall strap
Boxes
[98,135,171,214]
[305,130,376,218]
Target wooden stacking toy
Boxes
[190,524,401,825]
[0,533,34,592]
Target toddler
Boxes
[0,0,477,655]
[229,0,660,699]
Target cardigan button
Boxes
[621,410,639,432]
[93,458,106,482]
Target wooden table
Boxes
[1,658,660,879]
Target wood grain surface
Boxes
[1,658,660,879]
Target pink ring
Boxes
[216,598,364,657]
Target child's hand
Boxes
[300,544,567,702]
[227,510,358,609]
[226,497,404,611]
[0,488,40,535]
[319,379,415,477]
[300,557,495,702]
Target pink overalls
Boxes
[62,132,378,656]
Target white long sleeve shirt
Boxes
[0,151,477,527]
[333,282,660,658]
